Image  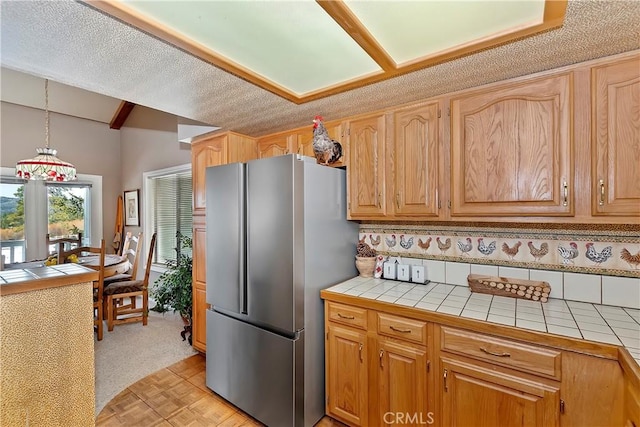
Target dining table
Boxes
[77,254,130,278]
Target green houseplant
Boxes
[150,232,193,343]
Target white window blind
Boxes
[152,171,192,264]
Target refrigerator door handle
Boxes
[240,165,248,314]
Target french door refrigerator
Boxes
[205,154,358,427]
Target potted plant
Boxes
[150,231,193,344]
[355,241,377,277]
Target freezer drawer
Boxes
[206,310,304,427]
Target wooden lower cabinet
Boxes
[440,357,560,427]
[325,305,430,427]
[378,338,429,427]
[192,284,207,351]
[326,323,368,426]
[191,216,207,352]
[323,297,635,427]
[625,377,640,427]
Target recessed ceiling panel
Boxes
[122,0,381,95]
[344,0,546,64]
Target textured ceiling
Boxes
[1,0,639,138]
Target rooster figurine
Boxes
[312,116,342,165]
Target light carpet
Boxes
[94,309,197,416]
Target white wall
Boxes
[0,101,121,247]
[119,106,192,281]
[1,102,192,266]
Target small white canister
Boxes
[397,264,411,282]
[383,261,397,280]
[411,265,426,284]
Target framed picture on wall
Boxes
[124,189,140,226]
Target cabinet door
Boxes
[450,73,573,217]
[441,358,559,427]
[257,134,293,159]
[191,219,207,352]
[592,54,640,216]
[348,114,386,218]
[191,135,228,215]
[379,339,429,427]
[326,324,368,426]
[228,133,257,163]
[393,102,440,217]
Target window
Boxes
[144,164,192,268]
[0,178,26,263]
[0,167,102,263]
[46,183,92,254]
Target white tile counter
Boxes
[325,276,640,366]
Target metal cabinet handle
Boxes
[379,349,384,368]
[443,369,448,392]
[599,179,605,206]
[359,343,363,362]
[396,193,400,209]
[390,326,412,333]
[337,313,355,320]
[562,181,569,207]
[480,347,511,358]
[378,192,382,209]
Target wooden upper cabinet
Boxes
[191,132,256,215]
[191,134,229,215]
[450,73,574,217]
[257,133,294,159]
[228,133,258,164]
[348,113,386,218]
[591,54,640,216]
[393,102,440,217]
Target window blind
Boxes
[153,171,192,264]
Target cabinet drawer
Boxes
[327,302,367,330]
[377,313,427,345]
[441,327,561,379]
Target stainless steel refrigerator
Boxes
[205,154,358,427]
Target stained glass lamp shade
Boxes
[15,79,76,182]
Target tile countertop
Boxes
[325,277,640,367]
[0,263,98,296]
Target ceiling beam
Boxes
[109,100,136,129]
[316,0,396,72]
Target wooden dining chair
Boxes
[104,233,156,332]
[88,239,106,341]
[47,232,82,256]
[103,232,142,286]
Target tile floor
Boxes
[96,354,347,427]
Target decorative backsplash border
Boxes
[358,224,640,278]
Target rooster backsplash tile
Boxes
[358,224,640,278]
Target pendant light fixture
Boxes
[15,79,76,181]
